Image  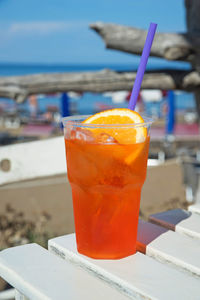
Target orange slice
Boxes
[83,108,147,144]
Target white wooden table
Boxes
[0,205,200,300]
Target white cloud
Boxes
[4,21,87,36]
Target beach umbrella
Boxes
[61,93,70,117]
[166,90,175,135]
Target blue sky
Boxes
[0,0,187,64]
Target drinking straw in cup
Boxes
[129,22,157,110]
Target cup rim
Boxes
[62,114,153,128]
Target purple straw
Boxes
[128,22,157,110]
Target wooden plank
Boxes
[188,204,200,214]
[0,243,129,300]
[15,290,29,300]
[149,209,200,240]
[49,234,200,300]
[0,288,15,299]
[137,220,200,276]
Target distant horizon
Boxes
[0,61,137,66]
[0,60,191,69]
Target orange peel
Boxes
[83,108,147,144]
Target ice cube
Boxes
[70,128,77,140]
[75,128,95,142]
[96,133,118,144]
[64,126,75,139]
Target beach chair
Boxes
[0,206,200,300]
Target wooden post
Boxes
[185,0,200,122]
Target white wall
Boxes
[0,136,67,185]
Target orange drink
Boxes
[63,109,152,259]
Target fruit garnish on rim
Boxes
[82,108,147,145]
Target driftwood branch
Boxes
[90,22,200,62]
[1,69,200,103]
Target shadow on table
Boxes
[136,209,192,254]
[149,209,192,231]
[136,220,169,254]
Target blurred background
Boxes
[0,0,197,127]
[0,0,200,285]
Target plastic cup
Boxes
[62,115,152,259]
